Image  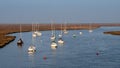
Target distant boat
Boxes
[51,35,56,42]
[28,35,36,54]
[51,41,57,49]
[50,21,58,49]
[79,31,83,35]
[72,34,77,38]
[32,24,37,38]
[36,31,42,37]
[17,38,23,45]
[58,24,64,44]
[35,23,42,37]
[50,21,56,41]
[28,45,36,53]
[63,22,69,34]
[72,26,77,38]
[28,24,36,54]
[63,30,68,34]
[17,24,23,45]
[33,23,42,37]
[58,37,64,44]
[79,24,83,35]
[89,30,93,33]
[89,23,93,33]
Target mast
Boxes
[20,24,22,38]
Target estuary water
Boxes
[0,27,120,68]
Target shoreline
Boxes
[0,23,120,48]
[104,31,120,35]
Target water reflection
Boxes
[51,49,57,66]
[28,53,35,68]
[58,43,64,46]
[17,44,23,48]
[51,46,57,50]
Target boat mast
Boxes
[19,24,22,38]
[60,24,63,36]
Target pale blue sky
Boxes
[0,0,120,23]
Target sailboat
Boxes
[17,24,23,45]
[28,44,36,53]
[58,37,64,45]
[79,24,83,35]
[51,41,57,49]
[34,23,42,37]
[50,21,56,41]
[28,24,36,54]
[32,24,37,38]
[63,22,69,34]
[79,31,83,35]
[58,24,64,44]
[50,21,57,49]
[72,25,77,38]
[89,23,93,33]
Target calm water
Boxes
[0,27,120,68]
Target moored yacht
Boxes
[58,38,64,44]
[28,45,36,53]
[51,41,57,49]
[63,22,69,34]
[88,23,93,33]
[17,38,23,45]
[58,24,64,44]
[50,35,56,41]
[28,23,36,54]
[79,31,83,35]
[50,21,56,41]
[17,24,24,46]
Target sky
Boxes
[0,0,120,23]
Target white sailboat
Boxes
[33,23,42,37]
[28,24,36,54]
[79,31,83,35]
[89,23,93,33]
[50,21,58,49]
[50,21,56,41]
[17,24,23,45]
[58,24,64,44]
[58,37,64,44]
[32,24,37,38]
[72,25,77,38]
[51,41,57,49]
[35,23,42,37]
[28,44,36,53]
[63,22,69,34]
[89,30,93,33]
[79,24,83,35]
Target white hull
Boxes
[51,42,57,49]
[50,36,56,41]
[37,32,42,36]
[89,30,93,33]
[58,34,62,38]
[28,46,36,53]
[63,30,68,34]
[73,34,76,37]
[32,33,37,38]
[58,39,64,44]
[79,32,83,35]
